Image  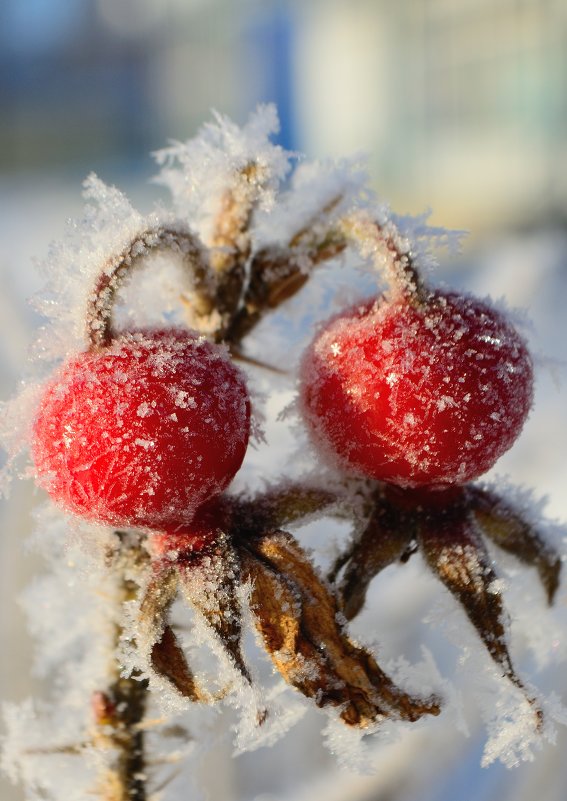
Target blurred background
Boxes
[2,0,567,227]
[1,1,567,800]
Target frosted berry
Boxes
[32,329,250,530]
[300,290,533,487]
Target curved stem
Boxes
[224,201,430,347]
[86,226,212,351]
[339,213,429,303]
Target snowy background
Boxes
[2,2,567,800]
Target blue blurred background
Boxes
[2,0,566,229]
[1,2,567,801]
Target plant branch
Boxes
[94,537,151,801]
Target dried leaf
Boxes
[333,501,415,620]
[243,531,440,727]
[469,486,561,604]
[419,510,541,723]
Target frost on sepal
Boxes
[253,155,373,250]
[469,667,567,768]
[320,648,460,773]
[234,479,351,537]
[179,538,253,691]
[332,492,417,620]
[153,105,293,244]
[468,484,562,605]
[136,531,258,709]
[137,565,205,702]
[419,507,543,726]
[241,529,441,727]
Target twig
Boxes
[94,539,151,801]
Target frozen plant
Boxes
[1,105,565,800]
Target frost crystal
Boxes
[1,105,565,801]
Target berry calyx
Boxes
[32,328,250,530]
[300,289,533,488]
[150,496,230,562]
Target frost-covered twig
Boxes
[94,536,150,801]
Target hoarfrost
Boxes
[154,104,292,245]
[1,105,566,800]
[31,174,149,362]
[422,549,566,768]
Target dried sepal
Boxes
[138,567,208,702]
[139,566,179,639]
[332,499,416,620]
[236,484,342,537]
[180,541,252,685]
[242,530,440,727]
[225,198,346,345]
[468,486,562,605]
[210,162,265,275]
[418,509,541,721]
[150,625,207,702]
[209,163,271,339]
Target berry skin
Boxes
[300,290,533,488]
[32,329,250,530]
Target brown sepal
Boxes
[418,507,541,723]
[332,499,416,620]
[235,485,341,539]
[139,567,209,702]
[139,566,179,637]
[151,625,206,702]
[180,541,252,686]
[224,197,346,345]
[242,530,440,727]
[468,486,562,605]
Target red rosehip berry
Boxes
[299,290,533,488]
[32,329,250,530]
